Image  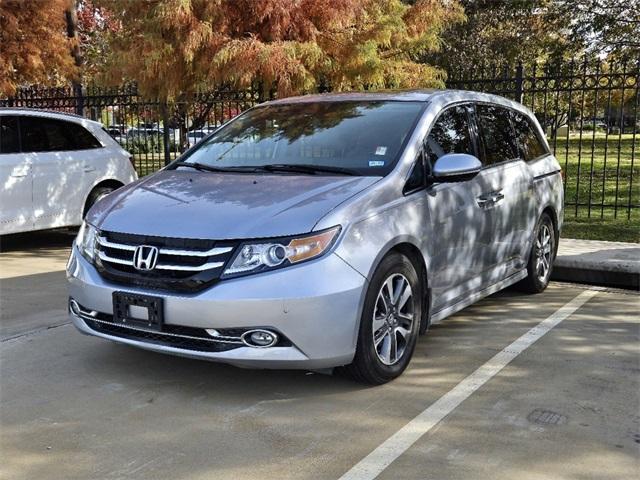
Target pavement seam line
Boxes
[1,321,72,342]
[338,289,599,480]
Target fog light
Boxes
[69,299,81,316]
[68,299,97,318]
[241,329,278,348]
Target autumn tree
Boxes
[76,0,120,79]
[427,0,639,72]
[425,0,577,71]
[0,0,78,96]
[96,0,465,101]
[553,0,640,61]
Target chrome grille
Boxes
[95,231,237,292]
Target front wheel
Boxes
[341,252,422,385]
[518,212,556,293]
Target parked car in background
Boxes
[104,125,127,144]
[187,129,209,147]
[125,127,163,141]
[68,90,563,384]
[0,109,137,235]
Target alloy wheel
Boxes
[535,223,553,281]
[372,273,414,366]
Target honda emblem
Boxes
[133,245,159,271]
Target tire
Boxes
[83,186,115,218]
[341,252,422,385]
[517,212,556,293]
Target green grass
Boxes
[562,217,639,243]
[553,133,639,242]
[132,153,176,177]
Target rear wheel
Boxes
[518,212,556,293]
[341,252,421,385]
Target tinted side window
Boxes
[21,117,73,152]
[404,151,426,193]
[425,105,474,168]
[476,104,519,165]
[511,112,548,161]
[19,117,100,152]
[66,122,101,149]
[0,116,20,154]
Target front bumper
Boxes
[67,246,367,369]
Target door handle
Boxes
[491,191,505,203]
[10,173,29,178]
[477,190,504,208]
[83,165,96,173]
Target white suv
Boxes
[0,109,137,235]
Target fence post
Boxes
[161,102,171,166]
[73,82,85,116]
[515,61,524,103]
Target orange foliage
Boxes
[0,0,78,96]
[98,0,464,101]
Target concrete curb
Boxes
[551,266,639,290]
[552,239,640,291]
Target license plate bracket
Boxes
[112,292,163,331]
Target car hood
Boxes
[88,170,379,239]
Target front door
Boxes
[424,104,495,310]
[0,116,33,234]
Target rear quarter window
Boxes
[511,111,549,161]
[67,122,102,149]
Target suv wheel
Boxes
[341,252,421,384]
[518,212,556,293]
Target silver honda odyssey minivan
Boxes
[67,90,563,384]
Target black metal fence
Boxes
[1,57,638,220]
[447,58,639,221]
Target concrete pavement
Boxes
[1,230,638,479]
[0,230,74,339]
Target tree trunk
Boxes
[65,2,84,116]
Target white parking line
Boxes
[339,289,599,480]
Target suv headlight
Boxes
[76,221,98,262]
[222,226,341,278]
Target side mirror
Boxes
[432,153,482,183]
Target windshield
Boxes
[176,101,425,176]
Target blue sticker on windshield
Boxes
[369,160,385,167]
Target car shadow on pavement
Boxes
[0,228,77,254]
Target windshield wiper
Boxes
[173,161,360,176]
[259,164,359,176]
[173,161,258,173]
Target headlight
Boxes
[76,221,98,262]
[222,226,341,278]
